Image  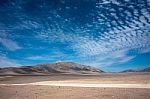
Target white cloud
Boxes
[32,0,150,68]
[26,50,67,61]
[0,38,21,51]
[78,49,136,68]
[26,56,51,60]
[0,0,149,68]
[0,56,21,67]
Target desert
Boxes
[0,72,150,99]
[0,0,150,99]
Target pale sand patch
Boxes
[0,80,150,88]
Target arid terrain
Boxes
[0,0,150,98]
[0,73,150,99]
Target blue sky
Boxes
[0,0,150,72]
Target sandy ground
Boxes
[0,73,150,99]
[0,85,150,99]
[1,82,150,88]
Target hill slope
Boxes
[121,67,150,73]
[0,62,103,75]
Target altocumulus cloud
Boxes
[0,0,150,70]
[0,56,21,67]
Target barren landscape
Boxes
[0,0,150,99]
[0,73,150,99]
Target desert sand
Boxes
[0,73,150,99]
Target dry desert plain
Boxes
[0,73,150,99]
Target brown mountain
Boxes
[139,67,150,72]
[121,69,137,73]
[0,62,104,75]
[121,67,150,73]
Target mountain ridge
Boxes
[0,62,104,75]
[121,67,150,73]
